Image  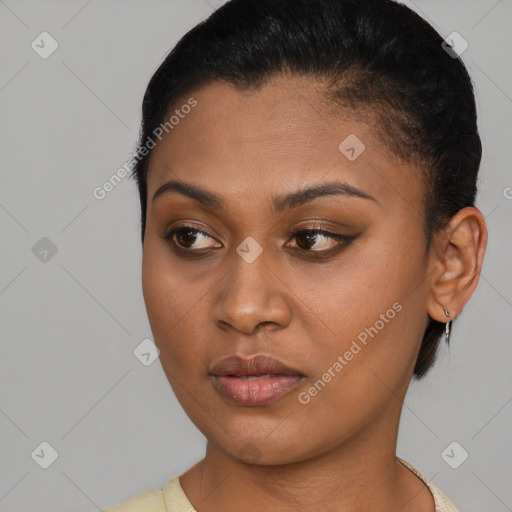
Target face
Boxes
[142,76,432,465]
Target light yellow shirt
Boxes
[101,457,460,511]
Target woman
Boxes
[103,0,487,510]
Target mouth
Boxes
[209,354,305,406]
[224,373,290,380]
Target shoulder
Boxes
[397,457,461,512]
[101,476,191,512]
[101,487,166,512]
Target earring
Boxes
[443,306,452,342]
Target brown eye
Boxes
[175,227,200,248]
[163,225,355,259]
[289,229,353,253]
[165,226,221,250]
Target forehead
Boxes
[147,76,423,214]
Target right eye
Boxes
[164,225,222,252]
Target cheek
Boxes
[141,236,217,380]
[300,228,427,380]
[300,230,423,327]
[141,254,205,416]
[141,249,172,334]
[141,238,191,349]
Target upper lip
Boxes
[210,354,304,377]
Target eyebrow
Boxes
[151,179,377,213]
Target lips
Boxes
[210,354,303,377]
[210,354,305,406]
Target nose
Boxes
[212,249,293,335]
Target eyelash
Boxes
[163,224,356,258]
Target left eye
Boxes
[287,228,350,252]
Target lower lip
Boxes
[212,375,304,406]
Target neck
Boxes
[179,404,435,512]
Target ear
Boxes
[426,207,488,322]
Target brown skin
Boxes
[141,76,487,512]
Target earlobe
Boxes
[426,207,488,323]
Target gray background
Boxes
[0,0,511,511]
